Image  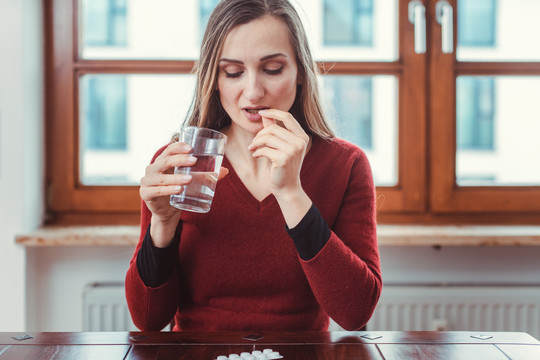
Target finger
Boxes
[262,116,276,128]
[249,127,305,154]
[162,141,192,156]
[150,153,197,174]
[203,167,228,185]
[259,109,306,138]
[249,132,295,154]
[140,173,193,187]
[251,146,288,166]
[218,167,229,180]
[140,184,186,201]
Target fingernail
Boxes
[258,110,268,115]
[174,186,183,193]
[182,174,192,181]
[188,155,197,162]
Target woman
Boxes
[126,0,381,332]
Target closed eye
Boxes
[225,71,243,78]
[264,66,283,75]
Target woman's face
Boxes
[217,15,300,135]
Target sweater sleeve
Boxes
[125,145,182,331]
[300,149,382,331]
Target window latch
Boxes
[436,0,454,54]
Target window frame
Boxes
[46,0,540,226]
[429,0,540,217]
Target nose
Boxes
[243,73,265,102]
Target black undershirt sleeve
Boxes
[286,204,331,261]
[136,223,182,288]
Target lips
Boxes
[242,106,269,122]
[243,106,269,114]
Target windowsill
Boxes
[15,225,540,247]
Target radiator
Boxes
[366,285,540,339]
[83,282,138,331]
[84,283,540,339]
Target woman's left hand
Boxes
[247,109,310,196]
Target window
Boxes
[323,0,373,46]
[200,0,221,39]
[83,0,127,47]
[458,0,496,47]
[46,0,540,225]
[324,76,373,150]
[456,77,495,151]
[81,75,128,151]
[431,0,540,215]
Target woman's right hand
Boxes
[139,142,196,246]
[139,141,229,247]
[140,142,196,221]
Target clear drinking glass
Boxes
[169,127,227,213]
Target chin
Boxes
[234,121,263,134]
[247,124,264,134]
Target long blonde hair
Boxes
[184,0,334,138]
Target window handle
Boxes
[436,0,454,54]
[408,0,426,54]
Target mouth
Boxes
[243,107,269,114]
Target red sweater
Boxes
[125,136,381,331]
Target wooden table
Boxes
[1,331,539,359]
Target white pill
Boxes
[217,356,228,360]
[263,349,273,354]
[241,352,251,358]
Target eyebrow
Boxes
[219,53,288,64]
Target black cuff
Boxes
[136,223,182,288]
[286,204,331,261]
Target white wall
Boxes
[26,247,133,331]
[0,0,44,331]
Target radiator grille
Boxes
[367,286,540,339]
[83,282,138,331]
[84,283,540,338]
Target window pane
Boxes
[199,0,221,41]
[81,0,204,59]
[314,0,397,61]
[457,0,540,61]
[458,0,495,47]
[79,74,196,185]
[82,75,127,150]
[456,77,494,150]
[324,0,373,46]
[457,76,540,186]
[322,75,398,186]
[80,0,398,61]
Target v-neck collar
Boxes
[221,136,322,212]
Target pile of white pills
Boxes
[216,348,283,360]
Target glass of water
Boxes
[169,127,227,213]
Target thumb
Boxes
[218,166,229,181]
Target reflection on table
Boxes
[1,331,539,359]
